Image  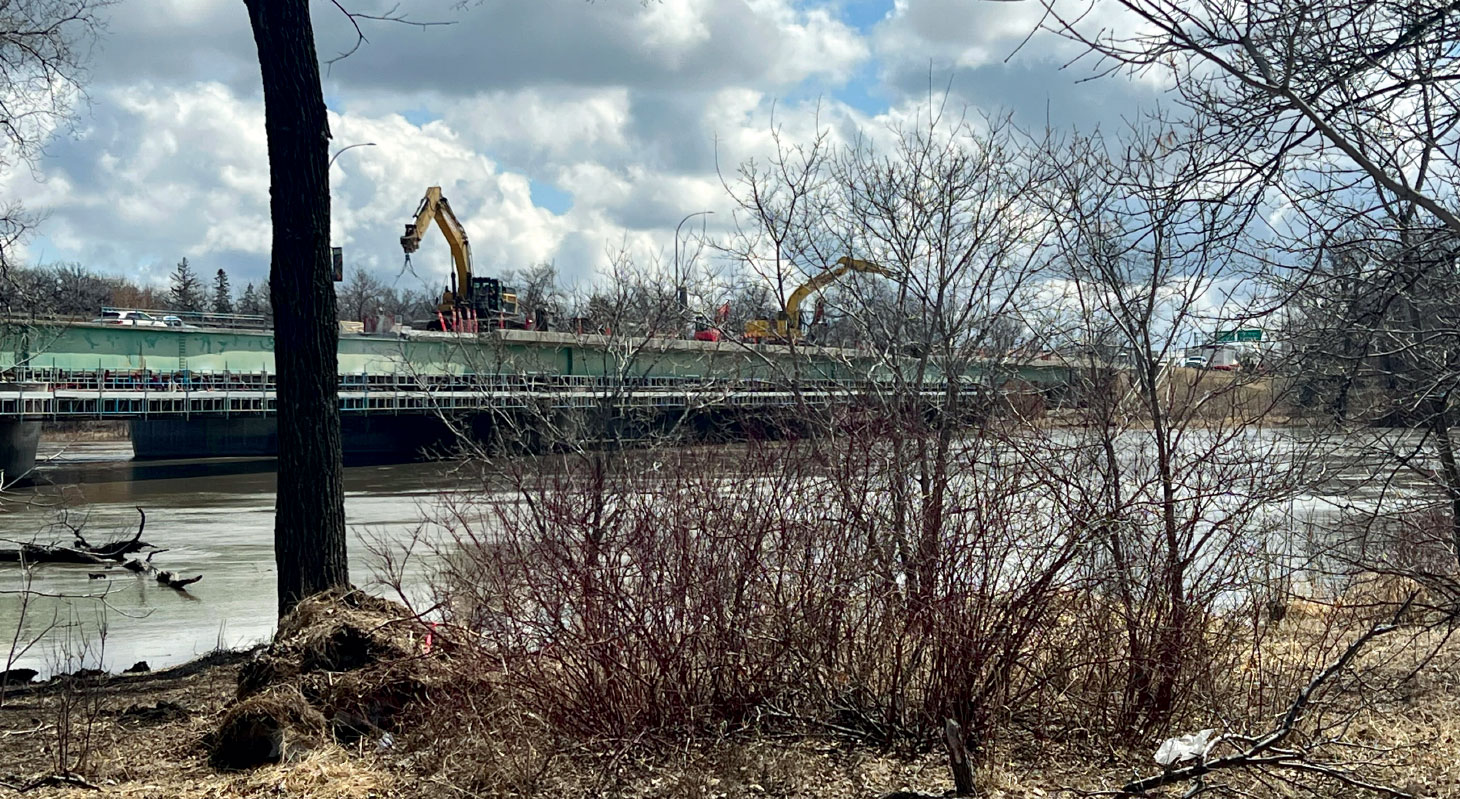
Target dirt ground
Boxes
[0,653,963,799]
[0,654,1109,799]
[3,611,1458,799]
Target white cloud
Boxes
[7,0,1168,299]
[876,0,1054,70]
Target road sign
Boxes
[1216,328,1262,343]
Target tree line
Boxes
[2,258,271,319]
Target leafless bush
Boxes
[47,611,108,778]
[414,431,1095,756]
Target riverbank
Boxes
[40,421,129,443]
[2,602,1456,799]
[0,652,966,798]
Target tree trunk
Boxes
[243,0,349,616]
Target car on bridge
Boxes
[92,310,169,328]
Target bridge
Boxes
[1,320,1078,481]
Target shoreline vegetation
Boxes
[1,587,1454,799]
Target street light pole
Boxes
[674,210,714,309]
[328,141,376,168]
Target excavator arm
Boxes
[400,186,474,312]
[781,257,894,333]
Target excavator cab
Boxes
[744,312,791,342]
[468,277,502,312]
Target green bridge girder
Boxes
[1,321,1075,387]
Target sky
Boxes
[9,0,1165,301]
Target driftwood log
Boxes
[0,543,110,565]
[2,508,201,591]
[1,508,154,565]
[71,507,152,558]
[123,551,202,591]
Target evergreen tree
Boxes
[213,268,234,314]
[168,257,203,312]
[239,282,262,315]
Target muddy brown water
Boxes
[0,441,468,677]
[0,428,1442,678]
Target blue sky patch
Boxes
[530,181,574,215]
[400,107,440,127]
[836,0,893,33]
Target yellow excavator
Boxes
[744,256,896,343]
[400,186,522,331]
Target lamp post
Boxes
[674,210,714,310]
[328,141,376,168]
[325,143,376,285]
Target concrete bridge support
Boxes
[0,419,41,485]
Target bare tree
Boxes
[1028,118,1319,737]
[1040,0,1460,575]
[1040,0,1460,235]
[717,103,1117,756]
[726,105,1059,601]
[0,0,113,311]
[336,266,384,323]
[502,261,563,323]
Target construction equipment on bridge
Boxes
[744,257,896,344]
[692,301,731,342]
[400,186,524,331]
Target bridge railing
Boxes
[98,307,270,330]
[1,366,955,420]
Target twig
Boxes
[1097,607,1410,797]
[0,772,101,792]
[0,721,53,737]
[324,1,454,68]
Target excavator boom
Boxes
[400,186,473,308]
[782,257,893,331]
[400,186,520,328]
[745,256,896,343]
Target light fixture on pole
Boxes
[674,210,714,309]
[328,141,376,168]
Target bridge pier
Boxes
[0,419,41,485]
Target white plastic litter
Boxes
[1154,728,1216,767]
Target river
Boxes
[0,428,1444,678]
[1,441,463,677]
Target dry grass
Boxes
[1,615,1457,798]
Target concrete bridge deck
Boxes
[1,319,1077,482]
[2,319,1077,384]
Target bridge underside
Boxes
[130,415,459,462]
[0,405,811,484]
[132,406,803,462]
